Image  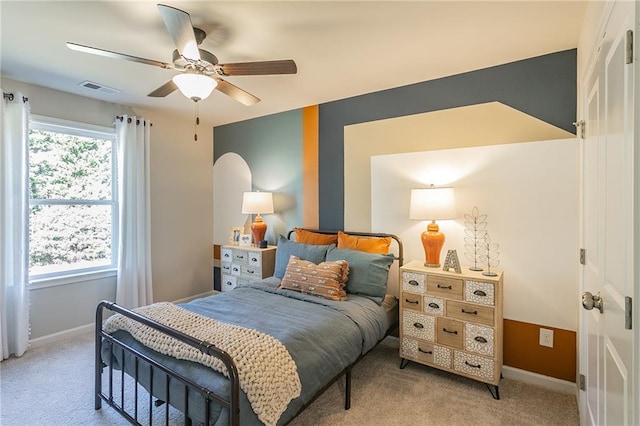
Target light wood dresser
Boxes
[399,260,503,398]
[220,245,276,292]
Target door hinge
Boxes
[625,296,632,330]
[579,248,586,265]
[573,120,586,139]
[579,374,586,391]
[626,30,634,65]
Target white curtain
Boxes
[116,115,153,309]
[0,91,30,360]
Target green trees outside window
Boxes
[28,121,116,277]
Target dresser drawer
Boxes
[465,280,495,306]
[232,250,248,264]
[402,272,426,293]
[424,296,444,316]
[221,263,231,275]
[230,263,242,277]
[436,317,464,349]
[465,323,495,356]
[402,310,435,342]
[401,338,451,368]
[247,252,262,267]
[221,274,237,292]
[446,300,494,326]
[241,264,262,280]
[427,275,463,300]
[401,292,423,311]
[220,248,233,262]
[454,351,496,382]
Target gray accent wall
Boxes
[214,109,304,241]
[318,49,577,230]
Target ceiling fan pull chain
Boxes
[194,101,199,142]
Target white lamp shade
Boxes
[172,73,218,101]
[409,187,457,220]
[241,192,274,215]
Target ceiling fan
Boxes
[66,3,297,105]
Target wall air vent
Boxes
[78,80,121,95]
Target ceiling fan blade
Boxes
[66,42,174,69]
[215,78,260,106]
[217,60,297,76]
[148,80,178,97]
[157,4,200,61]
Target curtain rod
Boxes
[115,115,153,127]
[3,92,29,102]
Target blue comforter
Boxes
[104,278,390,425]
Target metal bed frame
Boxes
[95,229,403,425]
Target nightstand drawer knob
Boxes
[465,361,482,369]
[461,309,478,315]
[418,348,433,355]
[473,290,487,297]
[406,299,419,305]
[251,257,258,262]
[413,322,424,329]
[408,280,419,286]
[428,302,440,309]
[443,328,458,335]
[474,336,488,344]
[437,284,452,289]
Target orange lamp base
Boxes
[421,221,445,268]
[251,215,267,246]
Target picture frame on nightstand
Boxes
[229,226,243,245]
[239,234,252,247]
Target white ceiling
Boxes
[1,1,587,127]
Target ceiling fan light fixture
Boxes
[172,73,217,101]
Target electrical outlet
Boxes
[539,328,554,348]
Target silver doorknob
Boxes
[582,291,604,313]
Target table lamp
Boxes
[409,186,457,267]
[241,191,274,246]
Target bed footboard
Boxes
[95,301,240,426]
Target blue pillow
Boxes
[325,247,395,304]
[273,235,334,279]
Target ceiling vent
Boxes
[79,80,121,95]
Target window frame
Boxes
[28,115,118,286]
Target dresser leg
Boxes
[486,383,500,400]
[399,358,410,369]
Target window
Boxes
[28,116,117,280]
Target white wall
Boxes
[371,139,578,331]
[1,78,214,339]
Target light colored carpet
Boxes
[0,332,578,425]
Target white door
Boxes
[579,1,636,425]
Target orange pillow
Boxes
[294,228,338,246]
[337,231,391,254]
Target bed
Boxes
[95,229,403,425]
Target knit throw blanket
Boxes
[104,302,301,426]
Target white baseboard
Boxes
[28,291,218,347]
[29,323,94,348]
[502,365,577,396]
[172,290,217,304]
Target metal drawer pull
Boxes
[473,290,487,297]
[232,267,239,272]
[442,328,458,335]
[474,336,488,343]
[408,280,419,286]
[437,284,452,289]
[251,257,258,262]
[413,322,424,329]
[406,299,419,304]
[465,361,482,369]
[225,281,232,286]
[418,348,433,355]
[246,269,254,274]
[428,302,440,309]
[461,309,478,315]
